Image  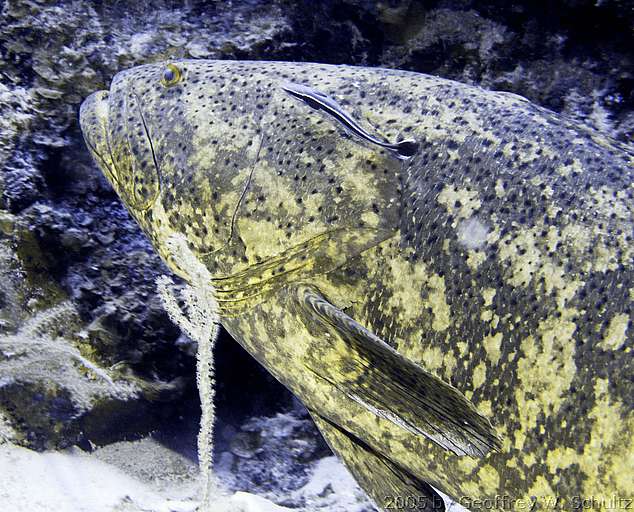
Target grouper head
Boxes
[80,60,405,286]
[80,60,634,510]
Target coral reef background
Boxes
[0,0,632,503]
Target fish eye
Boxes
[160,63,182,87]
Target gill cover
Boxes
[107,80,162,211]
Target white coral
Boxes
[19,300,77,339]
[0,301,138,413]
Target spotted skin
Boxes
[80,60,633,511]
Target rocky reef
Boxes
[0,0,632,506]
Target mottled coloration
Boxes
[80,60,633,511]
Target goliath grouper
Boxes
[79,60,633,511]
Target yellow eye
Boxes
[160,63,182,87]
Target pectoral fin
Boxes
[310,411,445,511]
[293,284,501,457]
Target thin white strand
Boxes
[156,234,221,510]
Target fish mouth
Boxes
[79,90,121,189]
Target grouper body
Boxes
[79,60,633,511]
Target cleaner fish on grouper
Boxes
[79,60,633,511]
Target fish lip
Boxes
[79,90,109,136]
[79,90,121,188]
